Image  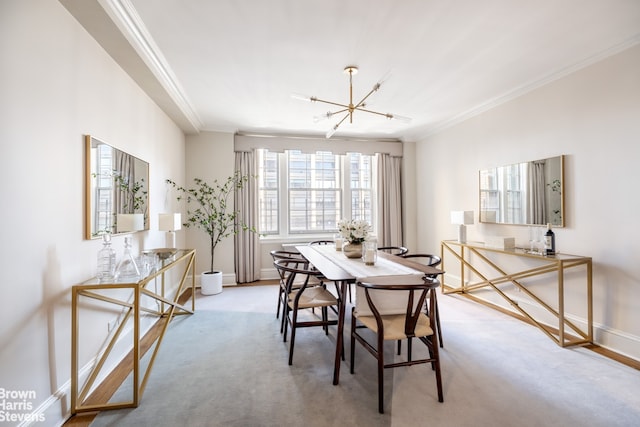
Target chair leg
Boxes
[281,300,288,335]
[377,342,385,414]
[282,308,289,342]
[323,307,329,335]
[276,286,283,319]
[435,297,443,348]
[288,309,298,365]
[425,297,444,348]
[430,336,444,402]
[350,309,356,374]
[407,337,413,362]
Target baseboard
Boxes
[260,268,279,281]
[188,273,240,286]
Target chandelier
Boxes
[293,66,411,138]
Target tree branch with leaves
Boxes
[166,172,257,273]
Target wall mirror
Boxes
[85,135,149,239]
[479,155,564,227]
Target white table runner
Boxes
[310,245,426,315]
[312,244,423,280]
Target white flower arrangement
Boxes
[337,219,371,244]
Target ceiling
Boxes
[63,0,640,141]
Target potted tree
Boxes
[166,172,256,295]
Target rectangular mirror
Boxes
[479,155,564,227]
[85,135,149,239]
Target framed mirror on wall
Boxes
[479,155,564,227]
[85,135,149,239]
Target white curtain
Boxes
[114,150,134,214]
[234,150,261,283]
[527,160,547,225]
[377,154,403,247]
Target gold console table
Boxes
[440,240,592,347]
[71,249,196,414]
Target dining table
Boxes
[295,244,444,385]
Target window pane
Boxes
[348,153,373,223]
[287,151,340,233]
[258,150,279,234]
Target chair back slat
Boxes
[378,246,409,256]
[357,276,439,336]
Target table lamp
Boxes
[451,210,474,243]
[116,213,145,233]
[159,213,182,248]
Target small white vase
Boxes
[200,271,223,295]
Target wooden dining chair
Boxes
[350,275,443,413]
[273,258,341,366]
[401,253,444,347]
[378,246,409,256]
[270,250,311,327]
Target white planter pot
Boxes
[200,271,223,295]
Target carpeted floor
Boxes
[91,285,640,427]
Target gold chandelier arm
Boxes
[311,97,351,109]
[354,82,381,109]
[355,106,389,118]
[356,107,412,123]
[326,111,351,138]
[314,108,349,122]
[291,93,350,109]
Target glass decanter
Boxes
[115,236,140,282]
[97,233,116,282]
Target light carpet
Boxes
[91,285,640,427]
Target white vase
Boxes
[200,271,223,295]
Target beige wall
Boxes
[182,132,237,283]
[0,1,185,425]
[407,44,640,360]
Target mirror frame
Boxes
[478,155,564,227]
[84,135,150,239]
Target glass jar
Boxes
[362,241,377,266]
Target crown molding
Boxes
[97,0,203,132]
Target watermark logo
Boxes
[0,388,45,423]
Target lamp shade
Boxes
[451,211,474,225]
[159,213,182,231]
[117,213,145,232]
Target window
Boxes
[257,149,375,236]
